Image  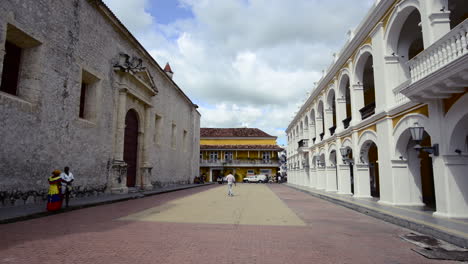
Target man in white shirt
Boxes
[225,172,236,197]
[60,166,74,208]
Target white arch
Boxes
[393,113,432,158]
[358,130,378,164]
[326,88,336,108]
[353,44,374,84]
[337,71,351,98]
[341,138,353,149]
[446,93,468,153]
[384,0,422,54]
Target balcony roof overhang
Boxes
[401,55,468,102]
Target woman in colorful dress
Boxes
[47,170,63,211]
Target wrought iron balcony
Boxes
[298,139,309,148]
[200,158,280,167]
[329,126,336,136]
[342,117,351,129]
[359,102,375,120]
[320,132,324,141]
[312,137,316,144]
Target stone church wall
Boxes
[0,0,200,207]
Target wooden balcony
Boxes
[359,102,375,120]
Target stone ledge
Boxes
[285,183,468,249]
[0,183,214,225]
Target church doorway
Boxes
[124,109,139,188]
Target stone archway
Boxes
[355,131,379,198]
[385,3,424,88]
[326,149,338,192]
[124,109,139,188]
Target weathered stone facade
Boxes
[0,0,201,207]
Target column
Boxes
[325,165,338,192]
[351,84,364,125]
[354,164,372,198]
[436,155,468,218]
[309,122,316,144]
[316,166,326,190]
[114,89,127,161]
[309,167,317,188]
[316,117,324,142]
[336,97,347,133]
[324,109,333,138]
[110,89,129,194]
[386,159,424,206]
[141,106,154,190]
[337,164,352,195]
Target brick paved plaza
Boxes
[0,184,455,264]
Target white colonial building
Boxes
[286,0,468,219]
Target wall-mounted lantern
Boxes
[409,122,439,156]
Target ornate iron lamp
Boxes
[409,122,439,156]
[340,147,354,165]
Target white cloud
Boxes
[103,0,375,145]
[104,0,154,35]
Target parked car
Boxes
[244,174,267,183]
[243,175,255,183]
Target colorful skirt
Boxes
[47,184,62,211]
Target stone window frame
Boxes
[0,22,42,109]
[171,122,177,149]
[182,129,188,152]
[77,67,101,125]
[154,113,163,145]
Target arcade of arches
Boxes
[287,0,468,219]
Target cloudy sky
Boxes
[103,0,375,145]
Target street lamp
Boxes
[339,147,349,158]
[409,122,439,156]
[340,147,354,165]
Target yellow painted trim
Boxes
[341,136,352,144]
[382,0,401,31]
[443,90,468,115]
[201,139,276,145]
[392,105,429,128]
[357,124,377,138]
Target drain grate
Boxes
[401,233,468,261]
[412,247,468,261]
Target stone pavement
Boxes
[0,184,457,264]
[0,183,213,224]
[285,183,468,248]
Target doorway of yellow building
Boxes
[211,169,222,182]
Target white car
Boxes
[244,175,267,183]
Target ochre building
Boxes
[200,128,283,182]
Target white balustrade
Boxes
[408,19,468,82]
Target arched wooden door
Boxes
[124,110,139,187]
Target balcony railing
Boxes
[359,102,375,120]
[392,80,411,107]
[342,117,351,129]
[312,137,316,144]
[298,139,309,148]
[408,19,468,83]
[200,159,280,166]
[319,133,324,141]
[329,126,336,136]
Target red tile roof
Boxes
[201,128,274,138]
[164,62,173,73]
[200,145,283,151]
